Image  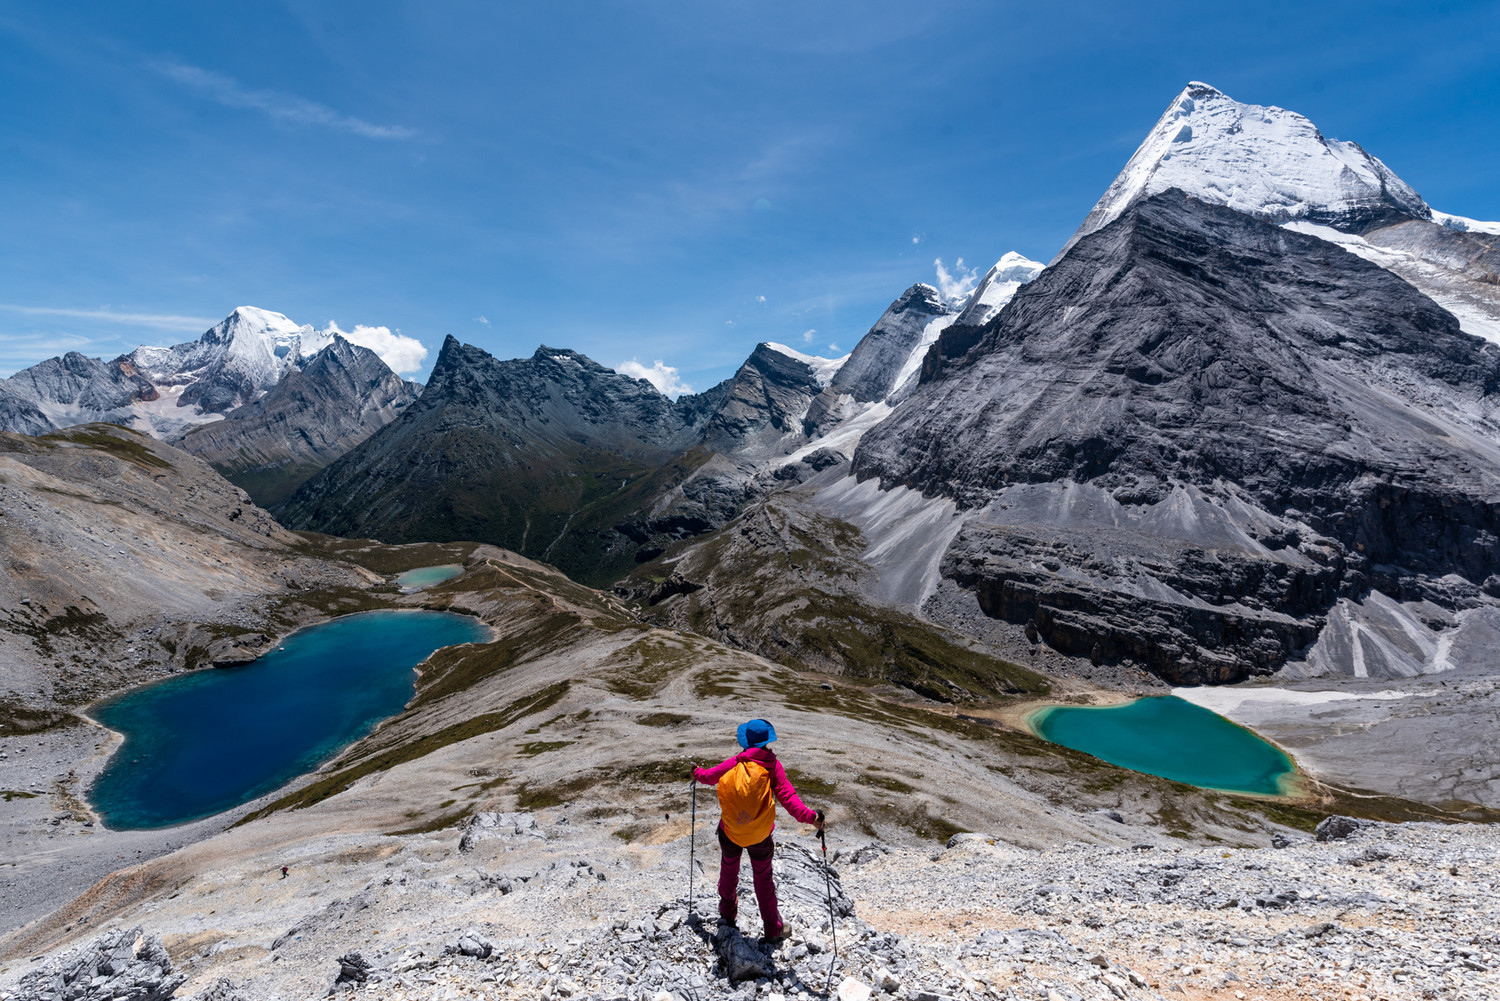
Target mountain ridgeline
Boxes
[273,333,881,585]
[0,308,421,505]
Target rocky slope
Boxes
[1,437,1492,1001]
[11,815,1500,1001]
[178,335,420,507]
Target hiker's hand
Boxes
[815,809,826,831]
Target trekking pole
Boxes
[818,821,838,995]
[687,768,698,918]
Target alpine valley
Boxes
[4,82,1500,1001]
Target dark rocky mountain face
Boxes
[275,333,877,585]
[701,343,827,453]
[275,337,721,585]
[847,190,1500,682]
[178,336,420,507]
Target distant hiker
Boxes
[281,866,288,879]
[693,718,824,942]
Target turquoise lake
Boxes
[394,564,464,591]
[1032,695,1295,796]
[89,609,488,829]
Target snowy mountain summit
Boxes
[127,306,332,415]
[0,306,405,439]
[1052,82,1500,342]
[1058,82,1430,259]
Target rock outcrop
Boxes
[13,926,184,1001]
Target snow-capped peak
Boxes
[763,342,849,387]
[952,252,1045,328]
[1057,82,1431,259]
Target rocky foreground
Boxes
[4,810,1495,1001]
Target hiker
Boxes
[280,866,288,879]
[693,718,824,942]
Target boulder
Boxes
[945,832,995,848]
[712,925,769,982]
[836,978,872,1001]
[772,842,853,921]
[445,928,495,959]
[1314,815,1373,842]
[333,952,371,987]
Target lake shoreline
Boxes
[1023,693,1303,799]
[87,609,491,831]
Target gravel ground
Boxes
[5,810,1495,1001]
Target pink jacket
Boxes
[693,747,820,827]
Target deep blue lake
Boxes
[89,609,488,829]
[1032,695,1295,796]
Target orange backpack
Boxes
[718,757,775,847]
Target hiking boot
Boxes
[759,921,792,946]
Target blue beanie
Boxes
[736,718,777,749]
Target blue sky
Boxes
[2,1,1497,391]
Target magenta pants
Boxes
[716,823,783,936]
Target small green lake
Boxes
[1031,695,1295,796]
[89,609,488,829]
[394,564,464,591]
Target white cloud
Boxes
[322,321,428,374]
[617,359,693,398]
[0,332,97,377]
[912,235,921,244]
[725,320,735,326]
[802,328,816,343]
[0,304,215,329]
[473,315,490,326]
[755,295,767,303]
[151,61,417,140]
[827,343,841,353]
[933,257,979,302]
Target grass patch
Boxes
[42,425,171,469]
[857,771,915,794]
[785,593,1050,701]
[692,668,738,699]
[784,768,837,797]
[0,702,79,736]
[515,774,596,811]
[616,757,695,786]
[387,806,471,836]
[1,791,38,802]
[637,712,691,728]
[518,741,574,757]
[290,534,477,575]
